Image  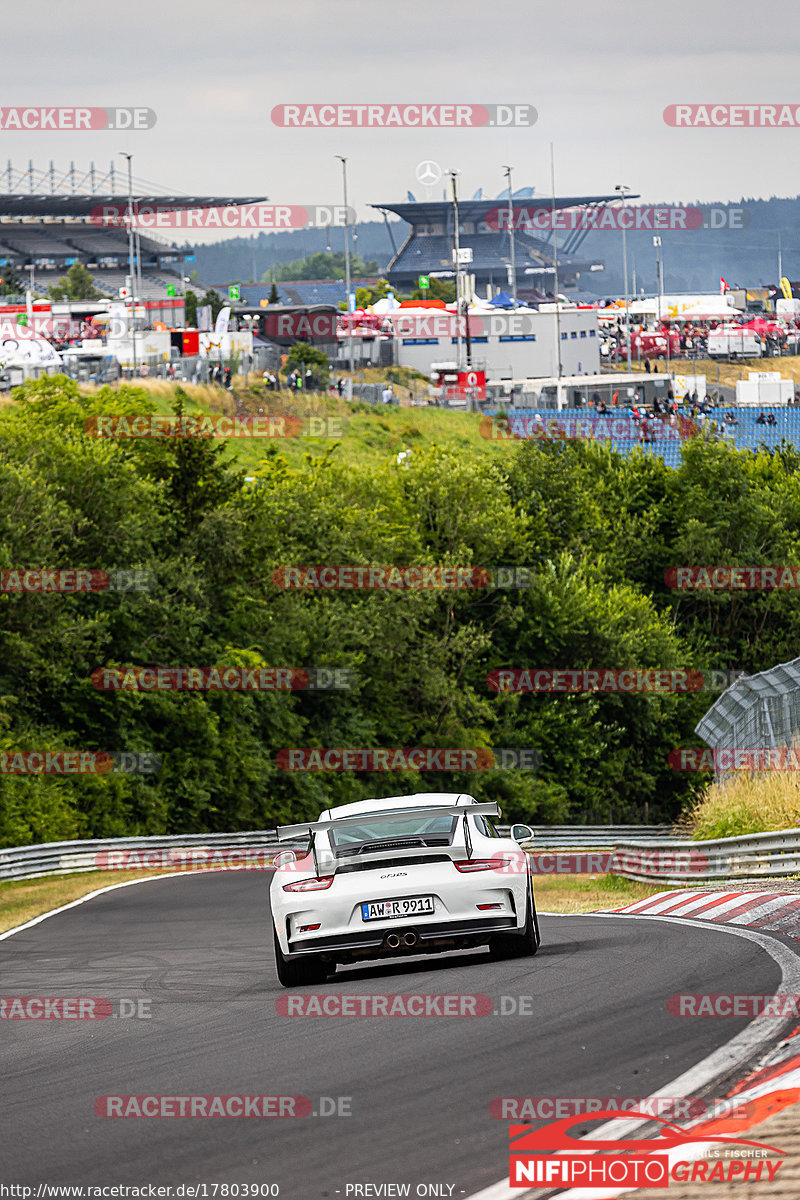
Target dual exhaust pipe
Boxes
[385,931,418,950]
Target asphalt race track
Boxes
[0,873,785,1197]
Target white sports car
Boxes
[270,792,539,987]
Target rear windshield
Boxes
[326,812,459,855]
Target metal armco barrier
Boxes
[0,831,284,883]
[0,826,679,883]
[611,828,800,884]
[509,825,676,848]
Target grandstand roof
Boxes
[0,195,266,218]
[371,195,636,224]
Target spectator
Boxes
[382,384,393,405]
[756,411,767,425]
[767,411,777,426]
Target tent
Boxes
[488,290,521,308]
[741,317,784,337]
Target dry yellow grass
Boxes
[681,771,800,840]
[532,873,682,913]
[630,356,800,392]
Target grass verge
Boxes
[0,869,178,933]
[681,770,800,840]
[532,872,681,912]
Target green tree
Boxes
[409,277,456,304]
[200,289,226,322]
[268,282,280,304]
[267,252,378,283]
[184,290,198,326]
[137,392,244,536]
[48,262,103,301]
[0,265,24,296]
[355,279,393,308]
[285,343,329,386]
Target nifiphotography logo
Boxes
[508,1111,785,1188]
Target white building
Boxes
[391,306,600,380]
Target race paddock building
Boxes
[392,305,602,380]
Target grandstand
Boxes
[371,192,628,296]
[496,406,800,468]
[0,164,265,301]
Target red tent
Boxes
[741,317,783,337]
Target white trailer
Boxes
[707,328,764,358]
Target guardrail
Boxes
[0,831,284,883]
[610,829,800,884]
[508,825,678,848]
[0,826,680,883]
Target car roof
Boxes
[319,792,477,822]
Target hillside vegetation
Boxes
[4,376,800,845]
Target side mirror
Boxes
[510,824,534,843]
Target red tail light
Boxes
[453,858,510,873]
[282,875,334,892]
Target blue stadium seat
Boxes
[484,406,800,466]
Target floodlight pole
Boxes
[616,183,632,373]
[654,234,670,375]
[336,155,354,381]
[449,169,463,371]
[120,152,137,375]
[503,165,517,304]
[550,145,563,408]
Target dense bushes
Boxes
[2,377,799,844]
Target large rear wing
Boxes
[276,801,501,843]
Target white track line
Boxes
[0,871,209,942]
[465,911,800,1200]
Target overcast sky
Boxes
[11,0,800,243]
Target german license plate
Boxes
[360,896,435,921]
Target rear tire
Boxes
[273,926,333,987]
[490,883,540,960]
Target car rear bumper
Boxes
[286,915,518,960]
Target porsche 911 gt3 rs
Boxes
[270,792,539,987]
